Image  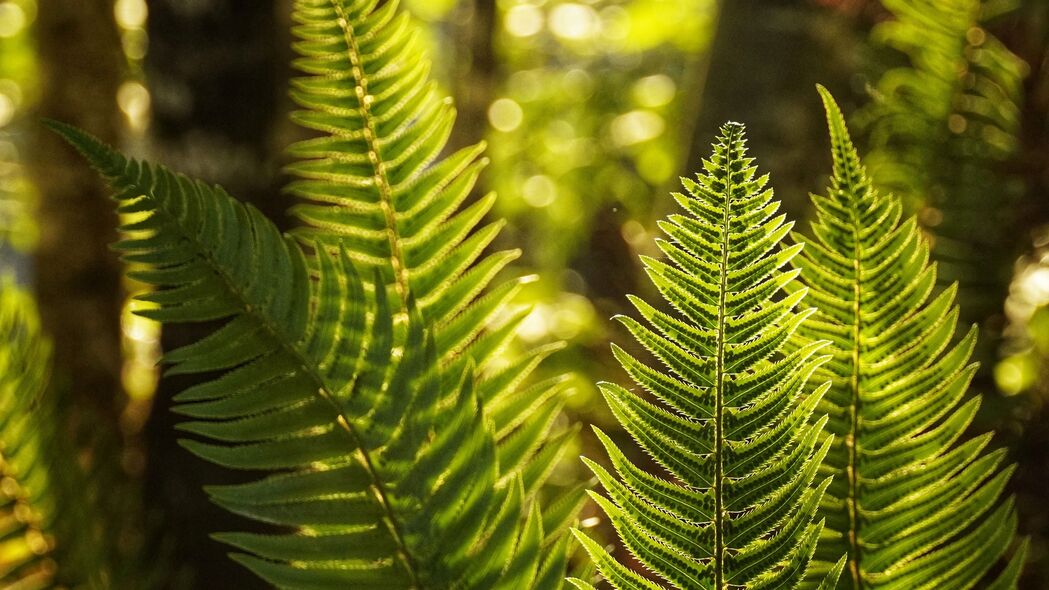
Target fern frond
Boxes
[0,283,61,588]
[858,0,1027,326]
[577,122,842,589]
[287,0,503,323]
[795,86,1026,589]
[287,0,579,560]
[49,121,578,589]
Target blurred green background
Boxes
[2,0,1048,587]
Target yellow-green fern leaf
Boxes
[286,0,580,561]
[0,283,61,588]
[795,86,1027,589]
[576,122,843,589]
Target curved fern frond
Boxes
[0,283,61,588]
[858,0,1027,327]
[794,86,1027,589]
[573,122,843,589]
[49,122,578,589]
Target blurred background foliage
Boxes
[0,0,1048,587]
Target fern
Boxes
[0,281,122,587]
[49,121,578,589]
[792,86,1027,589]
[858,0,1027,328]
[0,282,62,587]
[287,0,514,338]
[286,0,582,568]
[571,122,845,590]
[287,0,578,527]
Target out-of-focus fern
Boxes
[0,282,60,588]
[50,121,578,589]
[858,0,1027,334]
[570,122,845,590]
[794,86,1027,589]
[0,281,120,588]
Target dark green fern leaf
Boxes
[794,86,1027,589]
[571,122,845,590]
[48,121,578,589]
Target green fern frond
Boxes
[0,283,61,588]
[794,86,1027,589]
[48,121,579,589]
[286,0,579,558]
[287,0,506,323]
[575,122,843,589]
[858,0,1027,326]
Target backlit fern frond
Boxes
[794,86,1027,589]
[287,0,512,335]
[858,0,1027,330]
[287,0,579,553]
[50,121,577,589]
[571,122,844,590]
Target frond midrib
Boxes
[330,0,410,305]
[713,137,734,590]
[139,185,423,586]
[845,171,864,590]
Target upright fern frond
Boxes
[49,121,577,589]
[858,0,1027,329]
[572,123,844,589]
[288,0,509,331]
[287,0,579,555]
[794,86,1027,589]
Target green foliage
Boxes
[0,282,60,587]
[0,282,120,588]
[286,0,575,481]
[48,113,579,588]
[858,0,1027,327]
[571,122,844,589]
[792,87,1027,589]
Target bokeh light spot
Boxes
[114,0,148,30]
[505,4,543,38]
[611,110,665,146]
[523,174,557,208]
[632,74,676,108]
[488,97,524,132]
[117,81,151,133]
[0,3,26,38]
[549,4,599,41]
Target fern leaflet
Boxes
[793,86,1028,589]
[571,122,845,590]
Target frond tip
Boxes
[577,122,842,589]
[793,85,1027,589]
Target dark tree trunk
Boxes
[29,0,126,436]
[447,0,498,154]
[143,1,291,587]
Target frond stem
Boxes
[331,0,411,309]
[846,175,864,590]
[713,131,736,590]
